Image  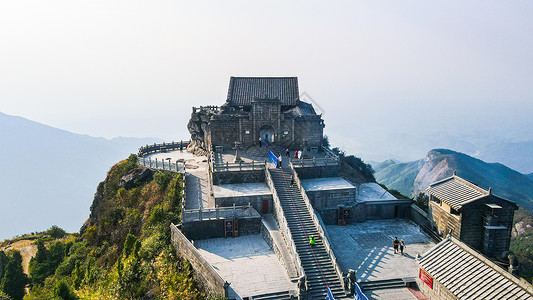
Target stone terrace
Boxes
[326,219,435,281]
[195,234,296,299]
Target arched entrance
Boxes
[259,125,275,145]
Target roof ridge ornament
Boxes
[489,187,492,194]
[453,170,457,176]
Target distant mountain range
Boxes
[373,149,533,212]
[0,112,163,240]
[528,173,533,182]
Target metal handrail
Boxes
[265,168,307,295]
[137,156,186,173]
[138,140,190,157]
[288,162,346,291]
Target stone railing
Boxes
[138,140,190,157]
[322,145,340,160]
[265,168,307,295]
[208,149,266,173]
[288,163,346,291]
[137,156,186,173]
[192,106,220,114]
[291,156,339,168]
[170,223,229,298]
[182,204,260,222]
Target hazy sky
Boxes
[1,1,533,161]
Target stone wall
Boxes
[365,202,411,220]
[460,196,516,258]
[212,169,265,185]
[306,188,355,210]
[318,202,412,225]
[293,165,340,179]
[409,204,434,231]
[169,223,227,298]
[292,117,324,148]
[215,194,273,214]
[182,217,262,241]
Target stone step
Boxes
[250,290,292,300]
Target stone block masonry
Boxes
[169,223,228,298]
[182,217,262,240]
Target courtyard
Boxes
[327,219,435,281]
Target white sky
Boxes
[1,1,532,160]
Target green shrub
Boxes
[55,281,78,300]
[45,226,66,239]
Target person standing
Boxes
[258,137,262,147]
[278,154,283,168]
[286,148,290,158]
[298,150,303,160]
[294,150,298,159]
[393,237,399,254]
[400,239,406,255]
[290,175,295,186]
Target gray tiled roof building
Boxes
[188,77,325,151]
[427,174,518,258]
[418,236,533,299]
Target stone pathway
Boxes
[326,219,435,281]
[364,287,416,300]
[262,214,299,280]
[195,235,296,299]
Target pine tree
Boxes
[0,251,27,300]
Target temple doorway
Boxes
[259,125,275,144]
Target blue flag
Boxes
[268,149,279,168]
[326,287,335,300]
[354,282,369,300]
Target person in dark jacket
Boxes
[393,237,399,254]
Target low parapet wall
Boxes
[169,223,228,298]
[293,164,340,179]
[212,169,265,185]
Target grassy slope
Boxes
[23,156,205,299]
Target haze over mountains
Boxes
[0,112,162,240]
[373,149,533,212]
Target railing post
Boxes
[198,208,202,221]
[239,161,242,171]
[248,202,252,217]
[216,205,220,219]
[233,203,236,218]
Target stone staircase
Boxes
[359,278,408,291]
[268,167,346,299]
[250,290,292,300]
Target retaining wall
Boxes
[182,217,262,240]
[169,223,227,298]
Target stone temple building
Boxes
[188,77,325,152]
[426,173,518,258]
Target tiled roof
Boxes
[426,175,489,210]
[226,77,299,107]
[419,237,533,299]
[285,101,318,117]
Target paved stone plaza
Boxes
[356,183,398,202]
[195,234,296,299]
[213,183,271,198]
[301,177,356,191]
[326,219,435,281]
[364,287,418,300]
